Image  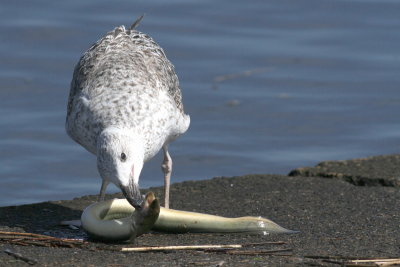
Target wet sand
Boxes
[1,155,399,266]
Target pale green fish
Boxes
[81,192,298,242]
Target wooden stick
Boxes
[305,255,358,260]
[121,240,288,252]
[305,256,400,267]
[346,258,400,267]
[349,259,400,263]
[241,241,286,247]
[224,248,293,255]
[121,244,242,252]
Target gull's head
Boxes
[97,128,144,209]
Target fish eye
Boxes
[120,152,127,162]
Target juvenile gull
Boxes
[66,16,190,210]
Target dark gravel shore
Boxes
[1,155,399,266]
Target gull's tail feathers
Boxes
[129,14,145,30]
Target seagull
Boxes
[66,16,190,211]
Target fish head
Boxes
[128,191,160,241]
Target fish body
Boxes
[81,196,297,242]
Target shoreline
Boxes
[1,154,399,266]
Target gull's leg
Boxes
[98,180,109,202]
[161,145,172,209]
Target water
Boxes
[0,0,399,206]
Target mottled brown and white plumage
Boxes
[66,16,190,210]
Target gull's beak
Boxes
[120,180,144,210]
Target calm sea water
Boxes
[0,0,399,206]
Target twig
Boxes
[350,258,400,263]
[223,248,293,255]
[240,241,286,247]
[121,244,242,252]
[4,249,37,265]
[305,255,358,260]
[0,231,88,248]
[346,258,400,267]
[121,241,288,253]
[0,231,53,238]
[305,256,400,267]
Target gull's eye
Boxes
[120,152,127,162]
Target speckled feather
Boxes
[66,22,190,161]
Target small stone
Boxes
[69,225,79,230]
